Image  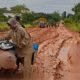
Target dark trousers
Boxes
[16,52,35,69]
[31,52,35,65]
[16,57,24,68]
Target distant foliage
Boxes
[21,13,35,24]
[0,3,79,30]
[72,3,80,22]
[10,5,30,13]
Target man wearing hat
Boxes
[1,18,34,80]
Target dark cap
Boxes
[15,15,21,21]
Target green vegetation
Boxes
[10,5,30,13]
[0,3,80,31]
[65,21,80,32]
[64,3,80,32]
[0,22,9,31]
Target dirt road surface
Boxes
[0,26,80,80]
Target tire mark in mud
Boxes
[36,34,70,80]
[55,37,73,58]
[0,28,74,80]
[54,37,73,80]
[38,33,59,53]
[30,28,57,44]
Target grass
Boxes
[0,22,38,31]
[24,24,38,28]
[0,22,80,32]
[0,22,9,31]
[65,22,80,32]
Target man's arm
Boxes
[20,28,31,48]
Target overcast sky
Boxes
[0,0,79,13]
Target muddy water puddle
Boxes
[0,71,23,80]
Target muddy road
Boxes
[0,27,80,80]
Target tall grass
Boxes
[65,22,80,32]
[64,19,80,32]
[0,21,80,32]
[0,22,38,31]
[24,24,38,28]
[0,22,9,31]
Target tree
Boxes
[75,13,80,22]
[10,5,30,13]
[33,13,46,19]
[0,8,9,22]
[51,12,61,22]
[0,14,8,22]
[72,3,80,22]
[44,12,61,26]
[0,7,9,14]
[62,11,67,19]
[21,13,35,24]
[67,13,73,17]
[72,3,80,14]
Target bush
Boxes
[65,22,80,32]
[0,22,9,31]
[64,18,73,24]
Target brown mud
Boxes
[0,26,80,80]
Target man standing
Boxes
[1,18,34,80]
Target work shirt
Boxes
[5,24,34,57]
